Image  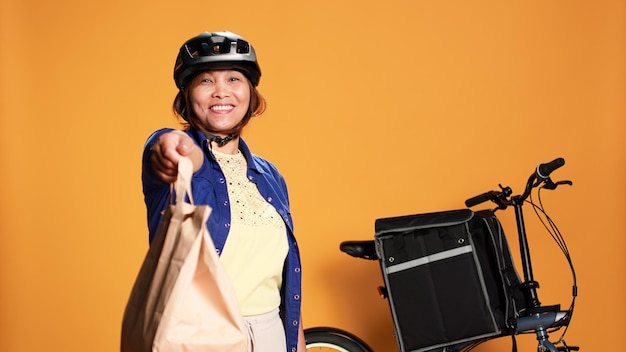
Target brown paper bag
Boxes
[121,157,247,352]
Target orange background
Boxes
[1,0,624,351]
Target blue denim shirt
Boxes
[142,128,302,352]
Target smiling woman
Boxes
[169,32,267,154]
[142,31,306,352]
[187,70,252,138]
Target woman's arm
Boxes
[298,318,306,352]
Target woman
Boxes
[141,31,305,352]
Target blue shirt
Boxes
[142,128,302,352]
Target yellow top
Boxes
[214,149,289,316]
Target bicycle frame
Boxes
[466,158,576,352]
[511,192,562,352]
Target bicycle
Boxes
[305,158,579,352]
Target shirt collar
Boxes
[188,128,264,174]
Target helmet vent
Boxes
[236,39,250,54]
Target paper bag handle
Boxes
[171,156,194,205]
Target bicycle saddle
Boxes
[339,240,378,260]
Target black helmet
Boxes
[173,31,261,89]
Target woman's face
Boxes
[188,69,251,136]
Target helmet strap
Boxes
[203,132,238,147]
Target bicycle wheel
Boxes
[305,327,372,352]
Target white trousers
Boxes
[243,308,286,352]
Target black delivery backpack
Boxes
[374,209,527,352]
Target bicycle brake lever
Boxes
[492,184,512,209]
[543,179,573,190]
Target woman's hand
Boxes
[150,131,203,183]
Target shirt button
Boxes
[294,294,300,300]
[225,223,230,228]
[292,320,298,326]
[294,267,301,273]
[267,197,273,203]
[219,178,225,184]
[291,348,296,352]
[216,249,220,255]
[223,200,228,207]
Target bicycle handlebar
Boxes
[464,190,501,208]
[537,157,565,179]
[465,157,566,208]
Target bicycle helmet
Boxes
[174,31,261,89]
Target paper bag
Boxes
[121,157,247,352]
